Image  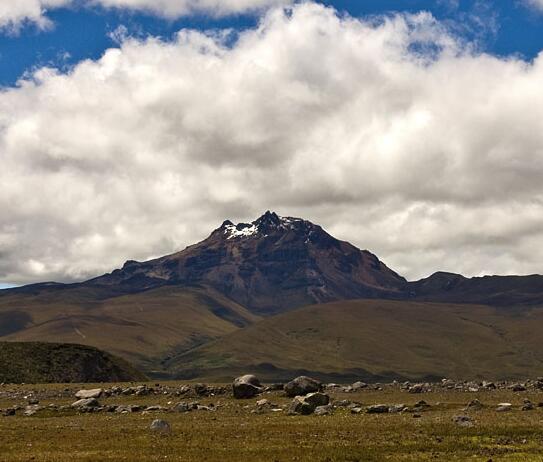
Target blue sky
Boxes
[1,1,543,88]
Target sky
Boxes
[1,0,543,287]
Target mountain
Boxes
[0,342,147,384]
[2,211,543,380]
[166,299,543,382]
[85,211,407,315]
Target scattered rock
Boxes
[408,384,427,394]
[352,381,368,390]
[284,376,322,397]
[2,408,16,417]
[510,383,527,392]
[465,399,483,411]
[314,405,334,416]
[496,403,512,412]
[366,404,389,414]
[75,389,103,399]
[288,396,314,416]
[522,399,534,411]
[23,405,41,417]
[149,419,171,434]
[71,398,100,409]
[389,404,407,413]
[232,375,264,399]
[350,407,364,414]
[453,415,473,427]
[115,404,142,413]
[288,392,330,415]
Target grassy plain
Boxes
[2,383,543,461]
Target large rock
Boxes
[232,375,263,399]
[71,398,100,409]
[288,392,330,415]
[284,376,322,397]
[366,404,389,414]
[75,388,103,399]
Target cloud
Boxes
[2,2,543,284]
[0,0,289,31]
[526,0,543,11]
[0,0,71,31]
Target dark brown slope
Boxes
[167,299,543,382]
[86,211,408,315]
[0,342,147,384]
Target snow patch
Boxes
[224,223,258,239]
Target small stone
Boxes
[149,419,171,434]
[314,405,334,416]
[172,402,191,413]
[453,415,473,427]
[496,403,512,412]
[465,399,483,411]
[510,383,527,392]
[352,381,368,390]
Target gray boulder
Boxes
[232,375,264,399]
[366,404,389,414]
[71,398,100,409]
[75,388,103,399]
[288,392,330,415]
[284,376,322,397]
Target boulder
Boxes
[288,396,315,415]
[232,375,264,399]
[284,376,322,397]
[366,404,389,414]
[71,398,100,409]
[75,389,103,399]
[288,392,330,415]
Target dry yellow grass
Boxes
[1,383,543,461]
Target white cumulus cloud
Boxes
[2,2,543,284]
[0,0,289,31]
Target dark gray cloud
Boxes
[1,3,543,284]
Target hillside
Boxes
[166,299,543,381]
[0,285,259,374]
[0,342,147,383]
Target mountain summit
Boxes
[90,211,407,314]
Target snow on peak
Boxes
[222,212,305,239]
[224,223,258,239]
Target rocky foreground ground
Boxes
[2,377,543,461]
